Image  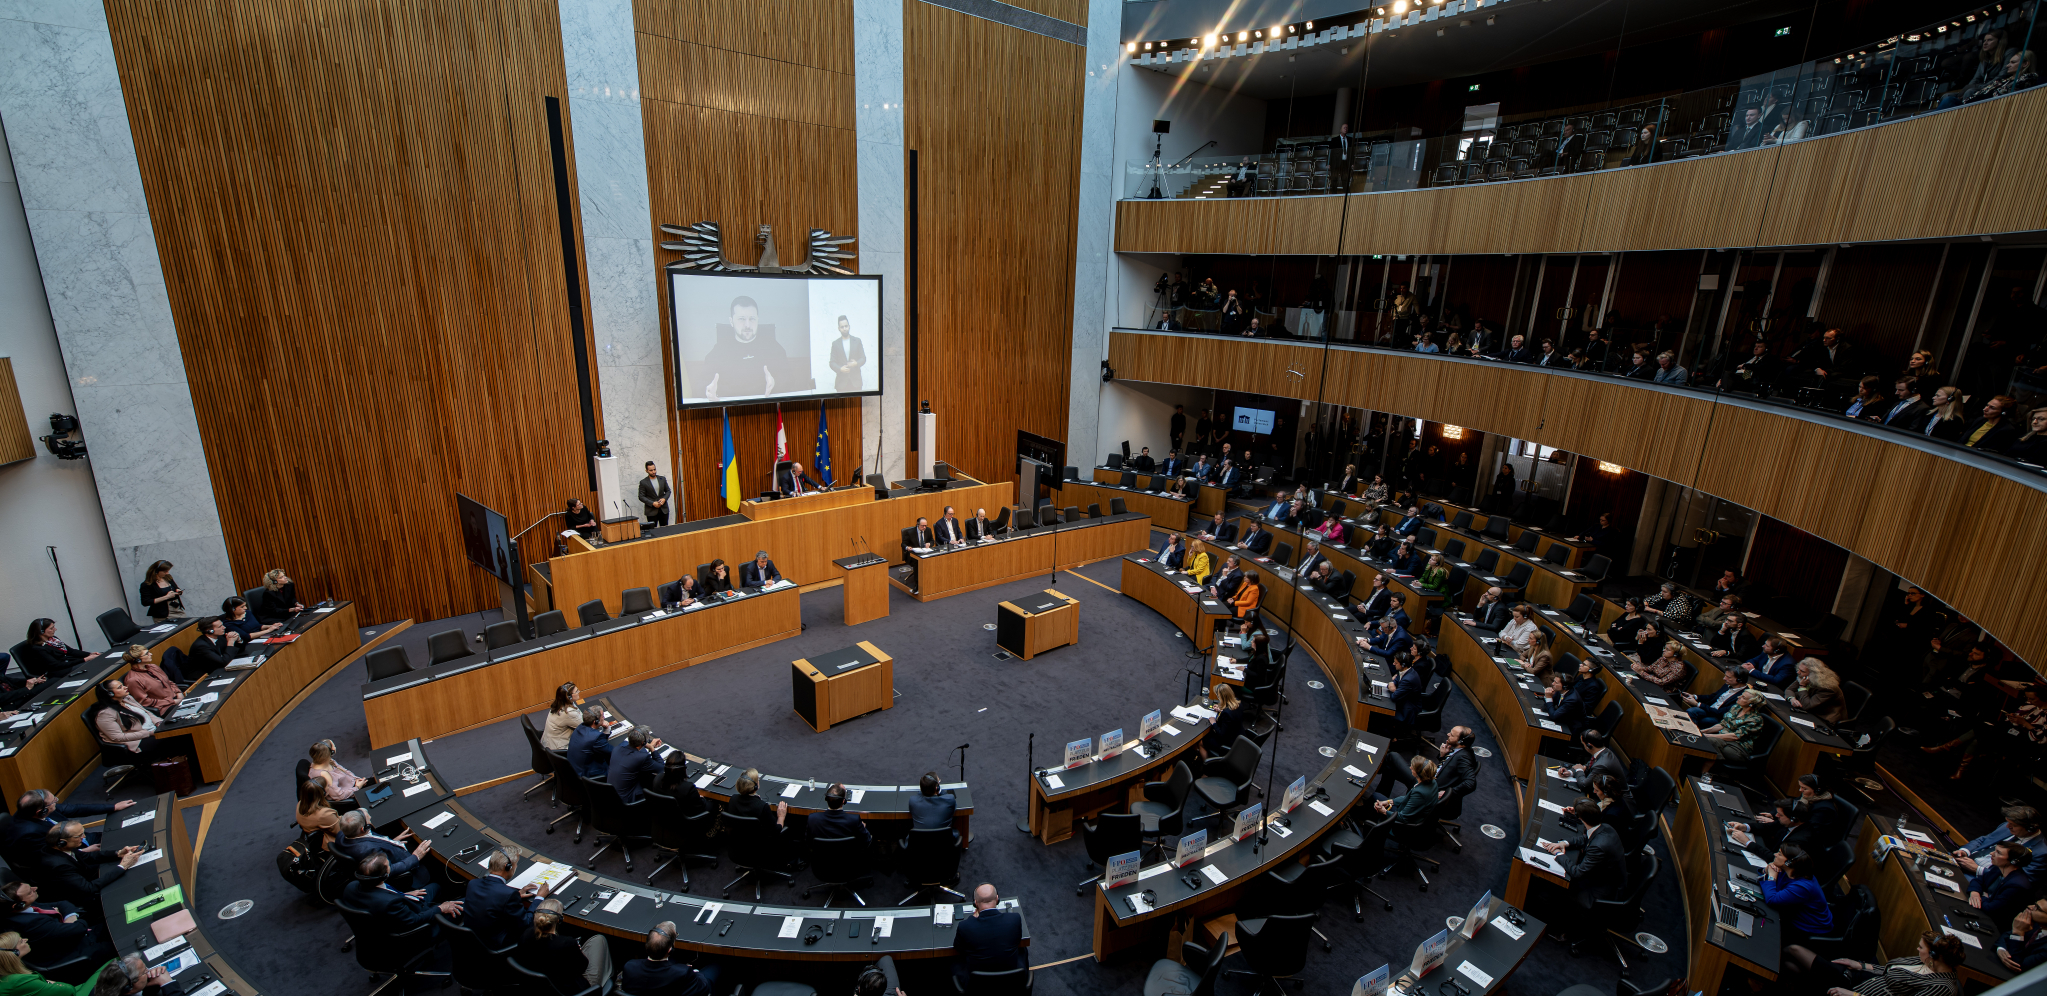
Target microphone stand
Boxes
[1255,718,1282,855]
[1016,733,1035,834]
[956,743,969,786]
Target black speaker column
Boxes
[546,96,601,492]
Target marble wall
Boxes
[855,0,909,485]
[1065,0,1124,470]
[0,0,232,617]
[561,0,672,514]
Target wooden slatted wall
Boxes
[633,0,864,517]
[104,0,598,625]
[905,5,1083,484]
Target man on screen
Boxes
[700,296,787,401]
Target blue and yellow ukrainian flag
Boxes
[720,409,741,512]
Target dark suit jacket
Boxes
[1131,455,1156,471]
[463,874,540,949]
[966,517,997,542]
[1356,587,1396,622]
[1963,417,2022,452]
[1746,652,1796,686]
[725,794,774,822]
[1554,133,1585,168]
[566,724,614,780]
[1394,516,1422,536]
[1212,569,1245,601]
[16,642,88,679]
[1474,602,1512,632]
[1709,627,1759,661]
[1562,823,1628,908]
[808,808,870,845]
[1297,553,1328,579]
[1157,544,1185,569]
[936,518,966,545]
[257,584,298,624]
[1388,668,1424,723]
[907,525,935,548]
[777,468,822,495]
[1203,520,1237,543]
[1,901,93,961]
[1549,684,1594,736]
[185,634,244,676]
[1435,748,1479,803]
[32,847,126,913]
[1369,628,1414,659]
[516,930,589,991]
[1966,866,2033,922]
[1882,398,1930,427]
[332,832,422,887]
[1503,347,1537,364]
[621,958,715,996]
[1241,529,1272,555]
[953,907,1028,979]
[1570,749,1633,807]
[740,559,782,587]
[607,746,660,804]
[908,792,957,831]
[342,880,439,936]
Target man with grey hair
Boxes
[740,550,781,588]
[35,821,140,920]
[341,852,459,934]
[607,725,665,804]
[622,920,721,996]
[330,809,432,895]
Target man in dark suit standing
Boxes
[740,550,782,588]
[965,508,997,542]
[0,879,115,968]
[808,784,870,845]
[32,822,141,922]
[622,923,720,996]
[606,726,664,805]
[331,811,435,896]
[182,617,246,678]
[935,506,967,546]
[566,707,614,779]
[1170,406,1187,452]
[1542,798,1628,943]
[639,461,673,527]
[952,884,1027,988]
[464,850,551,950]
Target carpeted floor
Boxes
[127,548,1691,996]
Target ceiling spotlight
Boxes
[1305,20,1314,29]
[1204,33,1217,47]
[1126,41,1136,52]
[1270,24,1281,36]
[1237,30,1247,41]
[1394,1,1406,11]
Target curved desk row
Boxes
[1027,696,1211,845]
[362,587,800,747]
[0,619,197,802]
[1671,775,1783,994]
[1383,498,1597,571]
[1844,805,2018,988]
[1332,499,1597,610]
[900,512,1152,601]
[99,791,262,995]
[359,738,1025,963]
[1091,466,1228,517]
[1055,481,1192,533]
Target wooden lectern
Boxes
[791,641,894,732]
[994,588,1079,660]
[834,554,890,626]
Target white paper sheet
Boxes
[1457,962,1495,988]
[778,915,804,938]
[422,811,456,830]
[122,810,157,828]
[1043,774,1065,790]
[403,782,434,797]
[1200,864,1227,885]
[604,891,634,914]
[781,782,804,798]
[1940,926,1982,949]
[1307,800,1334,816]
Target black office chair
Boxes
[1593,848,1661,970]
[1450,511,1474,531]
[900,526,921,550]
[1105,453,1123,469]
[1442,539,1466,561]
[20,938,96,983]
[486,620,522,650]
[1483,517,1510,540]
[722,813,795,900]
[1110,498,1128,515]
[1386,810,1443,890]
[518,715,556,800]
[96,608,142,647]
[1583,554,1612,584]
[575,600,609,626]
[1436,778,1471,852]
[1193,736,1262,815]
[642,790,718,888]
[366,647,412,681]
[335,896,450,990]
[1590,700,1623,740]
[1564,593,1597,622]
[1087,503,1103,518]
[1130,760,1196,853]
[621,587,656,614]
[1418,527,1438,550]
[242,585,268,610]
[1841,682,1873,724]
[580,776,650,870]
[991,506,1011,531]
[425,628,471,666]
[899,826,966,905]
[803,835,872,907]
[1143,934,1228,996]
[1224,912,1318,993]
[1063,505,1081,524]
[1321,814,1396,917]
[1513,532,1540,553]
[1474,549,1500,575]
[1499,562,1533,597]
[506,954,611,996]
[1802,885,1879,960]
[1405,678,1451,753]
[533,610,568,638]
[1119,471,1138,488]
[1036,502,1056,526]
[1271,542,1294,567]
[954,967,1031,995]
[1076,811,1143,893]
[1715,715,1784,788]
[1012,506,1036,531]
[437,910,518,993]
[543,752,588,840]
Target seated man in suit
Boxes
[739,550,782,588]
[1208,555,1246,601]
[1563,731,1633,807]
[1472,587,1512,631]
[341,852,461,942]
[1393,505,1425,536]
[776,461,822,497]
[1365,525,1397,561]
[1954,805,2047,881]
[1130,447,1156,472]
[464,849,551,949]
[0,879,115,969]
[182,617,247,678]
[606,726,665,804]
[965,508,998,542]
[5,789,134,866]
[1195,512,1235,545]
[1389,538,1424,576]
[622,922,721,996]
[952,883,1027,988]
[934,506,967,547]
[906,517,936,550]
[808,784,871,845]
[331,810,435,896]
[1682,667,1750,727]
[1188,456,1213,482]
[1238,520,1273,556]
[1998,897,2047,973]
[1364,617,1414,659]
[1216,460,1247,495]
[1354,573,1398,623]
[1263,491,1292,523]
[1539,797,1628,949]
[1382,652,1425,724]
[1160,451,1185,478]
[1728,797,1820,860]
[1296,541,1328,581]
[1706,614,1759,660]
[1741,638,1797,686]
[565,707,614,780]
[907,771,961,845]
[33,822,141,922]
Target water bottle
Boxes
[1894,814,1907,837]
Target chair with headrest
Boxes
[1087,503,1103,518]
[97,609,143,648]
[575,600,609,627]
[425,629,471,667]
[366,647,413,681]
[484,621,522,650]
[1110,498,1128,516]
[992,506,1011,531]
[620,587,655,614]
[533,610,568,638]
[1119,471,1138,489]
[1077,811,1143,892]
[1271,542,1294,567]
[1063,505,1081,524]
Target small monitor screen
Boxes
[1233,407,1275,435]
[456,493,515,586]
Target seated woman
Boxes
[296,778,340,845]
[541,682,582,750]
[650,752,711,817]
[565,498,600,543]
[257,568,304,624]
[219,596,281,644]
[1232,576,1264,620]
[307,739,364,805]
[1702,690,1769,768]
[0,929,111,994]
[17,618,98,680]
[1523,650,1555,683]
[704,559,734,595]
[1313,514,1346,545]
[1363,476,1389,504]
[1606,598,1648,653]
[1629,641,1690,692]
[1498,604,1540,658]
[1760,844,1834,947]
[1185,541,1213,585]
[1201,685,1250,760]
[1417,552,1451,595]
[1785,929,1964,996]
[118,645,182,713]
[1791,658,1847,725]
[91,678,192,768]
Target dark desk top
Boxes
[359,584,798,700]
[1101,728,1386,926]
[390,740,1018,958]
[1871,812,2016,984]
[1659,629,1854,751]
[832,554,888,570]
[1065,476,1197,505]
[1035,703,1211,804]
[1122,556,1237,624]
[1685,775,1782,971]
[157,602,355,733]
[593,697,974,817]
[1442,615,1561,736]
[798,644,883,675]
[1336,500,1597,590]
[1395,895,1548,996]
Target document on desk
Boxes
[122,810,157,828]
[1538,720,1564,732]
[850,789,866,803]
[1940,926,1982,949]
[781,782,804,798]
[875,915,894,936]
[510,861,574,892]
[604,892,635,914]
[403,782,435,797]
[1457,962,1495,989]
[1537,799,1567,815]
[56,679,87,689]
[208,678,235,687]
[1042,773,1065,790]
[933,903,954,926]
[695,774,716,789]
[1519,847,1566,875]
[778,915,803,938]
[1901,828,1937,845]
[422,811,456,830]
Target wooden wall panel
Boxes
[1105,329,2047,670]
[0,359,34,467]
[1574,147,1781,252]
[1107,332,1323,402]
[1969,87,2047,236]
[106,0,596,624]
[1811,244,1947,376]
[907,5,1082,484]
[1339,175,1597,257]
[635,1,863,517]
[1114,198,1343,256]
[1755,101,2003,248]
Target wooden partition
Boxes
[1108,330,2047,672]
[550,481,1011,616]
[1116,87,2047,256]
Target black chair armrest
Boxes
[1141,780,1172,804]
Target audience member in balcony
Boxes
[1716,339,1780,395]
[1414,331,1441,354]
[1153,312,1184,331]
[1731,106,1769,150]
[1942,29,2010,108]
[1764,108,1810,144]
[1789,327,1857,394]
[1219,289,1247,334]
[1242,317,1265,338]
[1567,348,1594,370]
[1901,348,1943,386]
[1844,376,1889,419]
[1443,332,1465,356]
[2003,408,2047,463]
[1535,339,1565,367]
[1501,335,1536,364]
[1577,326,1608,366]
[1622,125,1658,167]
[1881,377,1930,428]
[1967,48,2041,103]
[1622,351,1655,379]
[1964,395,2022,450]
[1390,287,1419,342]
[1330,123,1356,191]
[1465,319,1496,357]
[1193,278,1220,307]
[1552,122,1586,172]
[1652,350,1689,385]
[1917,385,1969,441]
[1226,157,1254,197]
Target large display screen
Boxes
[1233,407,1275,435]
[456,493,516,587]
[668,271,883,408]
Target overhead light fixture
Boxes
[1597,461,1625,475]
[1442,426,1466,440]
[1306,20,1314,29]
[1204,33,1217,47]
[1126,41,1136,52]
[1237,30,1248,41]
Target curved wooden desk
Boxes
[0,618,196,802]
[901,513,1151,601]
[1057,481,1192,532]
[99,792,264,994]
[1027,703,1210,845]
[1091,466,1227,517]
